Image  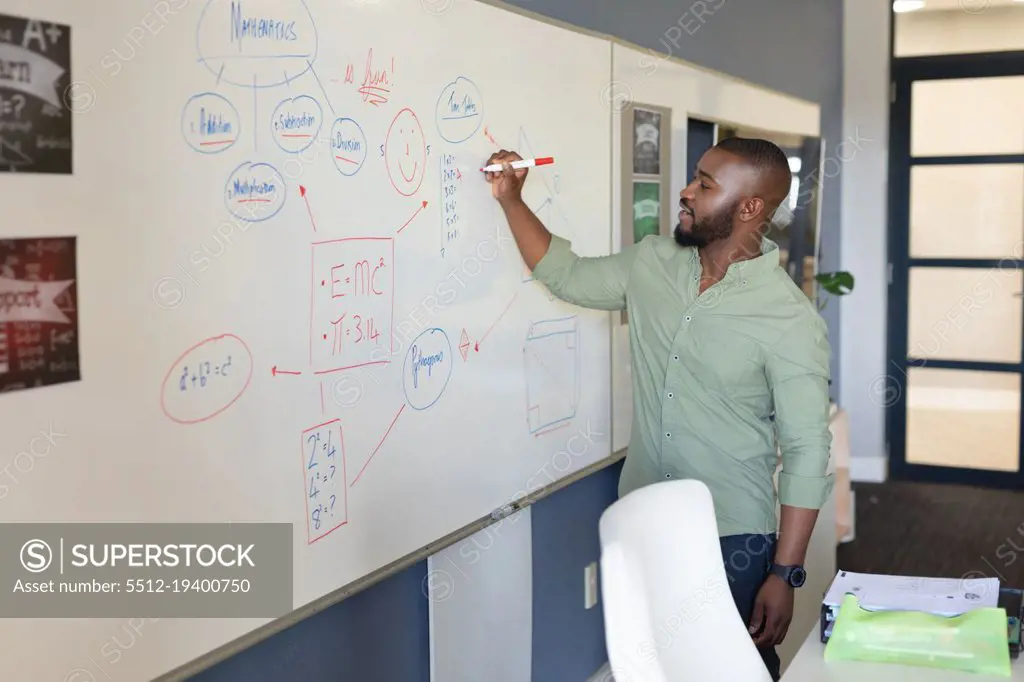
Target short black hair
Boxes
[714,136,792,189]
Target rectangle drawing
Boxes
[524,316,580,435]
[0,236,79,393]
[309,237,395,375]
[301,419,348,544]
[0,13,73,174]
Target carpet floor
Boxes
[836,480,1024,589]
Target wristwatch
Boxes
[769,563,807,588]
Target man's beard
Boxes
[674,201,738,248]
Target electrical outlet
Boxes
[584,561,598,609]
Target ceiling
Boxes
[899,0,1024,11]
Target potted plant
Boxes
[814,270,855,311]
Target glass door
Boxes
[888,52,1024,489]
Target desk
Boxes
[782,626,1024,680]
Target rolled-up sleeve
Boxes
[766,314,835,509]
[531,234,646,311]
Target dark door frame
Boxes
[886,49,1024,490]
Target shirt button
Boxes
[665,473,672,479]
[667,392,674,398]
[673,355,679,361]
[684,315,692,322]
[665,432,672,439]
[742,280,748,286]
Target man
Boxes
[484,137,833,680]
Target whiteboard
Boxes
[0,0,612,679]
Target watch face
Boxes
[790,567,807,587]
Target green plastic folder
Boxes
[824,593,1011,676]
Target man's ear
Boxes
[738,197,766,223]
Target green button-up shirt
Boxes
[532,232,834,537]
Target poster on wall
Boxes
[0,12,72,174]
[632,108,661,175]
[0,237,79,393]
[632,181,661,243]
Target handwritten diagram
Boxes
[440,152,463,256]
[224,161,287,221]
[435,77,482,143]
[181,92,241,153]
[309,237,394,375]
[331,117,367,176]
[160,334,254,425]
[302,418,348,543]
[384,107,427,196]
[524,316,580,436]
[403,328,452,411]
[271,95,322,153]
[195,0,319,89]
[160,0,589,548]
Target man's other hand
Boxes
[749,574,793,647]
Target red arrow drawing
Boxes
[271,365,302,376]
[474,291,519,352]
[396,200,428,235]
[350,404,406,487]
[300,185,317,233]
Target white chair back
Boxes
[598,479,773,682]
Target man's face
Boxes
[674,147,751,248]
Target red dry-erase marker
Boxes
[479,157,554,172]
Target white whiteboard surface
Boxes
[0,0,612,679]
[428,507,532,682]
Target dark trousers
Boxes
[719,532,782,681]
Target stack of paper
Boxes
[824,570,1000,617]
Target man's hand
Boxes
[749,574,793,647]
[484,150,528,202]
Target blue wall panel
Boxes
[189,562,430,682]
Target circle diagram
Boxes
[402,328,452,411]
[435,77,483,143]
[385,108,426,196]
[224,161,287,222]
[195,0,319,89]
[160,333,254,424]
[271,95,322,153]
[331,117,367,176]
[181,92,240,154]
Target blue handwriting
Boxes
[178,356,232,391]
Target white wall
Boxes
[840,0,891,483]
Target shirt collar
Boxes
[689,236,781,281]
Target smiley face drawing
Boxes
[385,108,426,196]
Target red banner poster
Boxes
[0,236,79,393]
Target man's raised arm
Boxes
[484,149,645,311]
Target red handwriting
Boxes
[359,48,393,106]
[474,292,519,352]
[350,404,405,487]
[310,238,395,375]
[396,200,429,235]
[300,185,317,233]
[344,63,355,84]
